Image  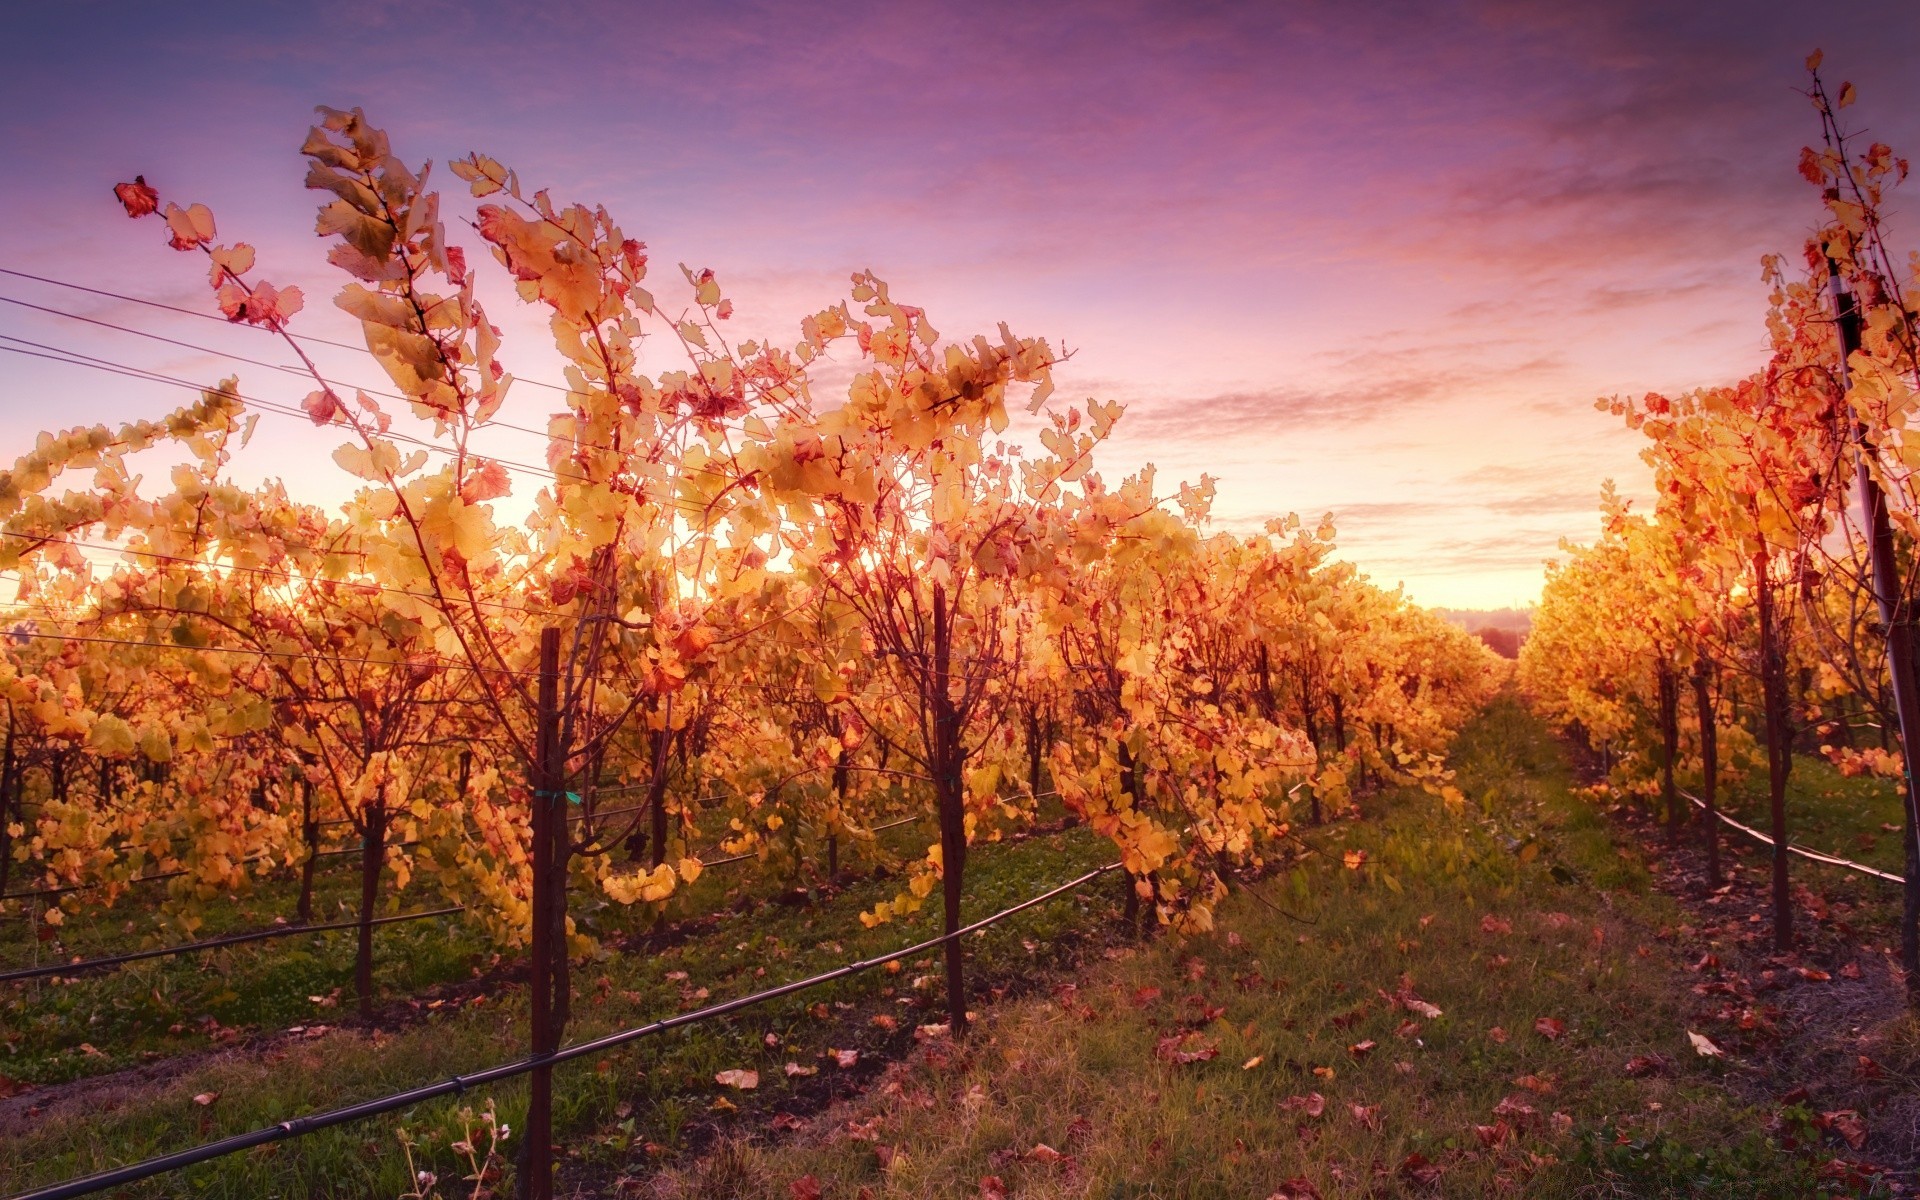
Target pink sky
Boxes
[4,0,1918,607]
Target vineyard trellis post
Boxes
[520,626,562,1200]
[1829,270,1920,998]
[1691,659,1721,886]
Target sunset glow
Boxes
[5,1,1918,607]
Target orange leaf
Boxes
[114,176,159,218]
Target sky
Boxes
[3,0,1918,608]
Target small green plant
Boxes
[397,1099,509,1200]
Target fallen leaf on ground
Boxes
[714,1069,759,1089]
[1687,1030,1725,1058]
[1281,1092,1326,1118]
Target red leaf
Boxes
[301,389,343,426]
[1281,1092,1326,1118]
[1349,1102,1381,1130]
[1347,1039,1377,1059]
[1822,1110,1867,1150]
[1533,1017,1565,1041]
[789,1176,823,1200]
[460,459,512,504]
[114,176,160,218]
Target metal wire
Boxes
[5,861,1119,1200]
[0,906,465,985]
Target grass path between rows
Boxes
[635,693,1918,1200]
[6,693,1915,1199]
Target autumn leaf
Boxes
[833,1049,859,1069]
[192,1091,219,1106]
[1686,1030,1725,1058]
[460,459,512,504]
[1821,1109,1867,1150]
[114,176,159,218]
[1533,1017,1565,1041]
[1343,849,1367,870]
[162,202,216,250]
[714,1069,759,1090]
[1280,1092,1326,1118]
[789,1176,823,1200]
[1347,1039,1377,1059]
[302,389,343,426]
[784,1062,817,1077]
[1349,1102,1381,1131]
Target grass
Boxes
[0,794,931,1087]
[637,696,1890,1199]
[3,699,1903,1198]
[1710,754,1908,877]
[0,804,1124,1198]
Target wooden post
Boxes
[931,583,969,1036]
[353,796,387,1021]
[1692,659,1720,886]
[0,709,15,900]
[1657,662,1680,843]
[1754,549,1793,952]
[521,627,562,1200]
[1831,269,1920,997]
[297,777,317,925]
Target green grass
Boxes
[1713,755,1907,877]
[4,700,1902,1198]
[638,696,1888,1199]
[0,806,1122,1198]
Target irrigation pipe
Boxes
[5,861,1120,1200]
[1680,789,1904,885]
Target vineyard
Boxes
[6,52,1920,1200]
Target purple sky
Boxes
[4,0,1918,607]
